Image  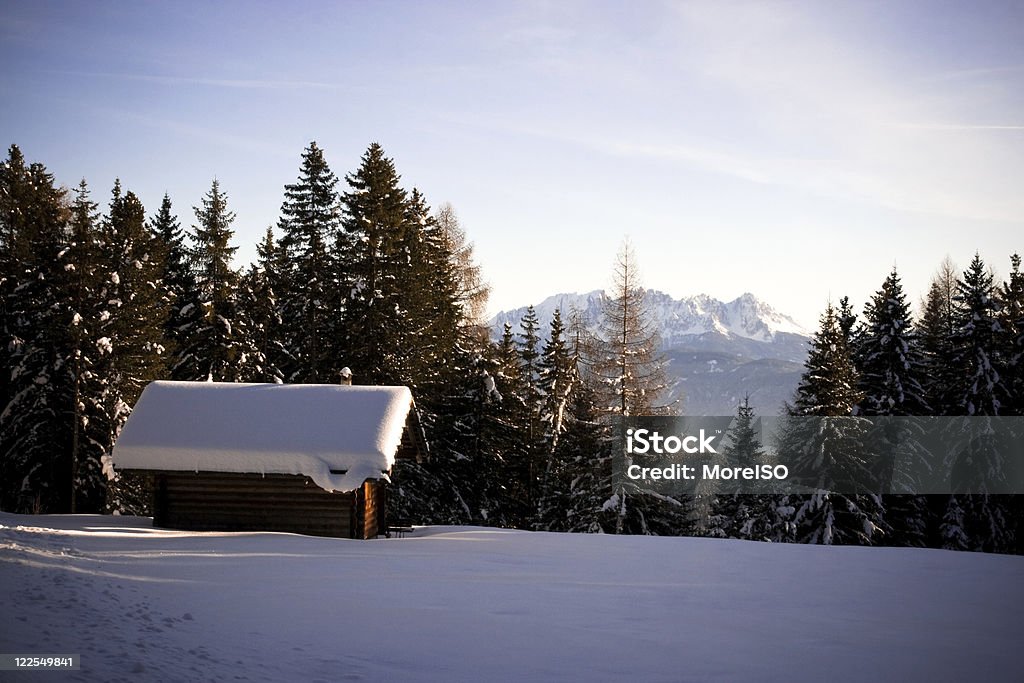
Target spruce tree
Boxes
[148,193,193,366]
[950,253,1007,416]
[0,148,72,512]
[174,180,256,382]
[539,309,574,449]
[943,254,1013,552]
[837,295,858,348]
[856,269,929,416]
[395,188,463,394]
[277,142,341,383]
[238,227,287,383]
[338,143,410,385]
[535,309,577,529]
[780,303,884,545]
[854,268,931,547]
[94,181,169,513]
[542,376,615,533]
[998,254,1023,415]
[63,181,106,513]
[707,396,776,540]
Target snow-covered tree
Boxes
[853,268,932,547]
[277,142,342,383]
[706,397,777,541]
[148,193,193,365]
[238,227,287,383]
[338,143,411,385]
[92,181,170,513]
[997,254,1023,415]
[173,180,257,382]
[0,147,73,512]
[940,254,1013,552]
[918,257,960,414]
[779,303,884,545]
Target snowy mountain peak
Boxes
[490,289,809,347]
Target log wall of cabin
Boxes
[152,472,359,538]
[357,480,386,539]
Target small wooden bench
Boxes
[386,524,414,538]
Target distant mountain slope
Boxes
[490,290,811,415]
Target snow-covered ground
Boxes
[1,513,1021,682]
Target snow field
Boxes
[1,513,1021,682]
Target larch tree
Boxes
[592,240,673,418]
[434,202,490,328]
[590,241,683,535]
[918,257,960,415]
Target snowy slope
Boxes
[2,513,1021,682]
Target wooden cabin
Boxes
[112,381,426,539]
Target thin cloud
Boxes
[46,70,345,91]
[891,123,1024,131]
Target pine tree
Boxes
[542,376,615,533]
[277,142,341,383]
[998,254,1023,415]
[780,303,884,545]
[0,147,72,512]
[950,253,1007,416]
[338,143,410,385]
[63,181,106,513]
[854,268,932,547]
[706,397,776,540]
[148,193,193,367]
[237,227,287,383]
[837,295,858,348]
[174,179,256,382]
[534,309,578,528]
[94,181,169,513]
[396,188,463,394]
[942,254,1013,552]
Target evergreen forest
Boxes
[1,142,1020,553]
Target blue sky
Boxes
[2,0,1021,327]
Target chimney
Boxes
[339,367,353,386]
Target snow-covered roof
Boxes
[112,381,414,493]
